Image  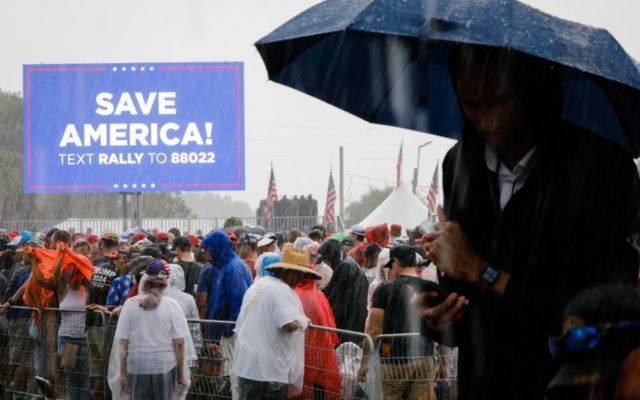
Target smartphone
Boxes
[403,276,450,306]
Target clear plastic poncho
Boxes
[108,274,197,400]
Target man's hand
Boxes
[358,362,368,382]
[415,292,468,332]
[177,373,187,394]
[424,206,485,284]
[282,320,302,332]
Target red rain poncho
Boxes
[365,223,389,247]
[22,245,95,312]
[294,280,341,399]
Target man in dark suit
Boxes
[420,44,640,400]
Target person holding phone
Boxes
[418,44,640,400]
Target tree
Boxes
[343,186,393,227]
[224,217,243,229]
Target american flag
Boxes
[263,164,278,228]
[396,141,403,188]
[323,170,337,230]
[427,162,440,216]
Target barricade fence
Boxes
[1,216,327,235]
[0,308,457,400]
[374,333,458,400]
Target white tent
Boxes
[359,184,430,230]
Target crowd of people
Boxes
[3,41,640,400]
[0,222,460,400]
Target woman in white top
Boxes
[108,258,197,400]
[32,244,94,400]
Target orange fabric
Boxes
[295,280,341,399]
[60,246,95,281]
[21,247,56,311]
[22,245,94,311]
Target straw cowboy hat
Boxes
[266,247,321,279]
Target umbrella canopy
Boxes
[256,0,640,156]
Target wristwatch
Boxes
[480,264,501,287]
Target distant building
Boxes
[257,195,318,231]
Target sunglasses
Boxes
[548,320,640,359]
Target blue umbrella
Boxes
[256,0,640,156]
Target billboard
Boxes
[23,62,244,193]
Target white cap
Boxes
[257,232,277,248]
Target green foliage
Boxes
[181,193,253,218]
[343,186,394,227]
[142,193,194,218]
[0,89,194,222]
[223,216,243,228]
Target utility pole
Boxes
[412,141,432,194]
[133,192,142,228]
[339,146,344,222]
[121,193,128,232]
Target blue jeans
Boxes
[59,336,90,400]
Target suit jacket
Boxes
[437,122,640,400]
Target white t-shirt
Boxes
[115,295,190,374]
[231,276,309,391]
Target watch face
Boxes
[482,265,501,285]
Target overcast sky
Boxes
[1,0,638,214]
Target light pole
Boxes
[412,141,432,194]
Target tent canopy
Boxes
[359,184,428,231]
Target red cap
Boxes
[156,231,169,241]
[87,234,100,245]
[132,232,146,242]
[7,230,19,239]
[390,224,402,237]
[187,234,201,247]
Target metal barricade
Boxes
[303,323,381,400]
[184,320,382,400]
[3,308,429,400]
[0,306,41,398]
[374,333,458,400]
[186,319,236,400]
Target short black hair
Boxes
[449,43,562,126]
[564,284,640,325]
[173,236,192,252]
[141,245,163,259]
[389,244,416,268]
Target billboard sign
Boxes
[23,62,244,193]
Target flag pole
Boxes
[339,146,344,223]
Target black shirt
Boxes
[373,275,434,360]
[85,261,117,327]
[176,259,202,297]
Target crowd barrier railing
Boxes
[0,306,41,399]
[1,308,456,400]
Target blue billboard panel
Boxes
[23,62,244,193]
